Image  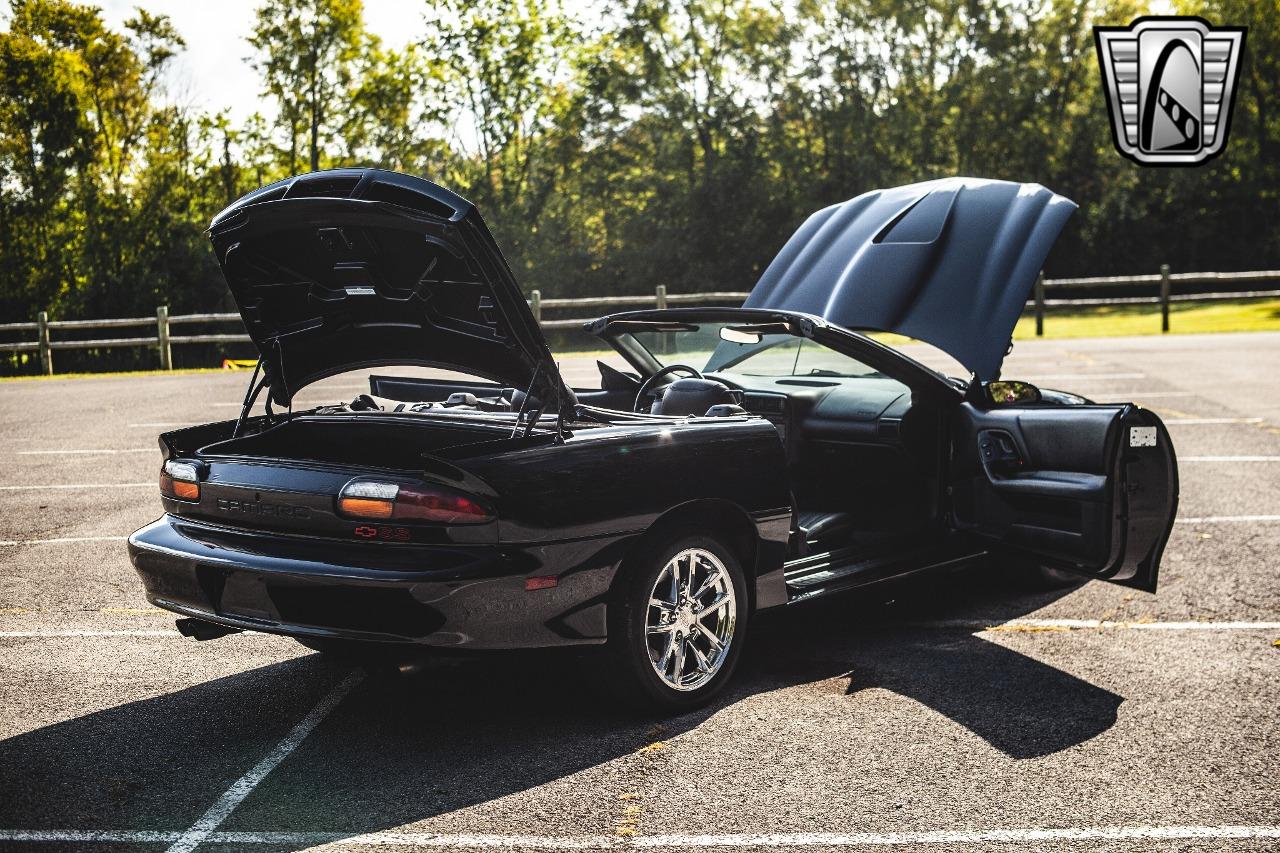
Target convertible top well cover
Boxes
[743,177,1077,379]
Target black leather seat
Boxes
[651,378,737,417]
[797,510,854,553]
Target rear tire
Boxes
[606,533,749,712]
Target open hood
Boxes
[743,178,1077,379]
[209,169,571,412]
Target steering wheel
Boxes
[634,363,704,412]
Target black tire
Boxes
[606,532,749,712]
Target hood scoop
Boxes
[744,177,1077,379]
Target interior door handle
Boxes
[978,429,1025,474]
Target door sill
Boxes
[783,543,986,603]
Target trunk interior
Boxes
[199,416,521,470]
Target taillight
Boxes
[337,481,397,519]
[337,480,492,524]
[160,460,201,502]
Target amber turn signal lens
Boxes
[172,480,200,500]
[337,479,493,525]
[337,496,395,519]
[159,460,201,502]
[159,473,200,501]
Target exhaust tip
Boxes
[175,617,242,641]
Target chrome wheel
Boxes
[645,547,737,692]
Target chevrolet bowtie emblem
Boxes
[1094,16,1246,166]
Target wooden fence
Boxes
[2,268,1277,375]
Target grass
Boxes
[1011,297,1280,339]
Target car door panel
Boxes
[950,402,1177,590]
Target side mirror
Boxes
[985,380,1041,406]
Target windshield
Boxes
[628,323,883,379]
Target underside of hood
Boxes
[209,169,571,412]
[743,177,1077,379]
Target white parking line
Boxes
[0,831,181,844]
[0,483,150,491]
[311,382,377,391]
[0,630,180,638]
[919,618,1280,632]
[1181,456,1280,462]
[1175,515,1280,524]
[1094,390,1201,398]
[1021,372,1146,380]
[1,824,1278,848]
[13,448,155,455]
[631,826,1280,847]
[164,669,364,853]
[1164,417,1264,425]
[0,535,130,547]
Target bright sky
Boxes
[97,0,425,123]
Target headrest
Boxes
[650,378,737,417]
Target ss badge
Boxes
[1130,426,1158,447]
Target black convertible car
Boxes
[129,169,1178,709]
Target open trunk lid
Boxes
[208,168,572,414]
[743,177,1077,380]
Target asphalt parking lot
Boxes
[1,331,1278,852]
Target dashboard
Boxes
[711,371,914,458]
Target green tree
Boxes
[248,0,365,173]
[419,0,581,279]
[3,0,1279,375]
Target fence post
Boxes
[1159,264,1171,333]
[529,290,541,324]
[655,285,669,354]
[156,305,172,370]
[1034,272,1045,337]
[37,311,52,375]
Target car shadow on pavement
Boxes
[0,568,1118,842]
[745,567,1122,760]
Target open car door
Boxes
[949,400,1178,591]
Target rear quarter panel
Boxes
[465,417,793,610]
[465,418,791,544]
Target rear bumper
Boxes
[127,516,619,649]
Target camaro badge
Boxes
[1094,16,1246,166]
